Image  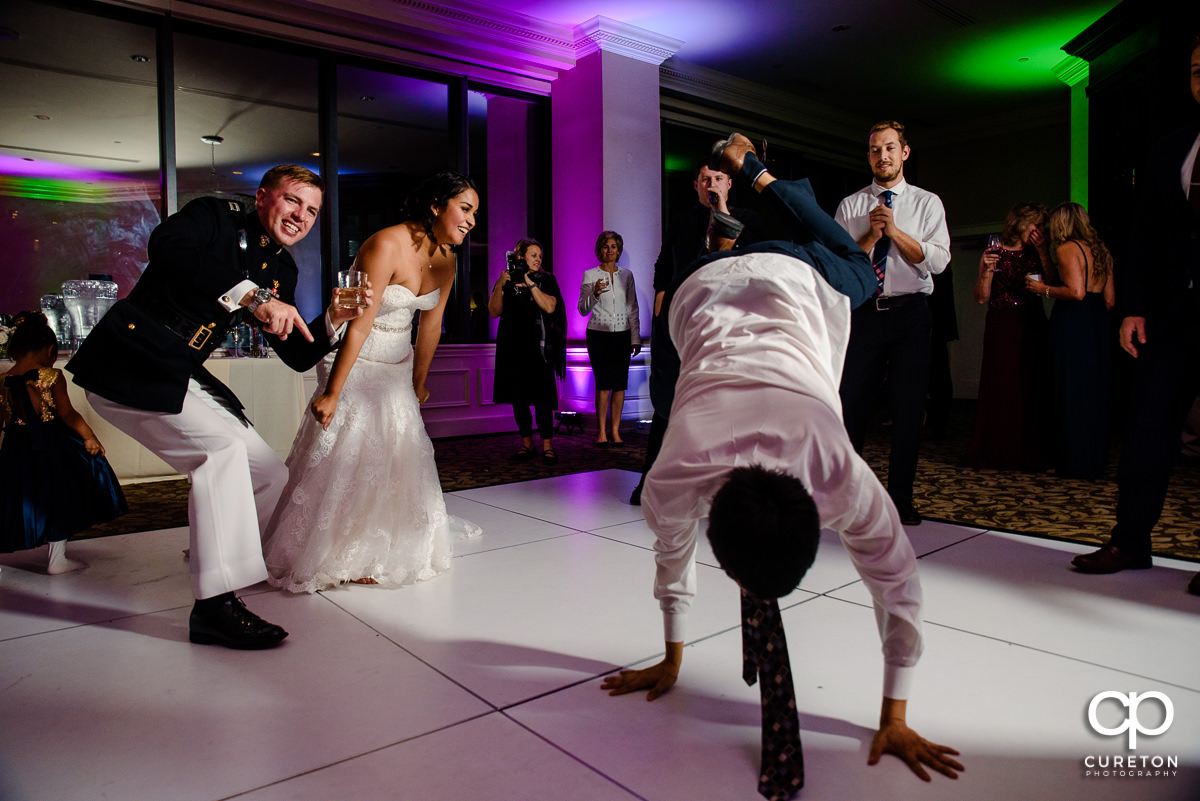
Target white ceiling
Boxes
[0,0,1119,192]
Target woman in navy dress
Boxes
[1027,203,1116,478]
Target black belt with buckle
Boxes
[132,300,225,352]
[863,293,928,311]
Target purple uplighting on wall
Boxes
[0,155,127,184]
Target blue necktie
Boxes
[871,190,894,297]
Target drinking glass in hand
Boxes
[336,270,367,309]
[985,234,1002,255]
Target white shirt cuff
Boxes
[883,663,915,701]
[220,280,259,312]
[663,610,686,643]
[324,311,344,343]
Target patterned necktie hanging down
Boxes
[741,588,804,801]
[871,189,895,297]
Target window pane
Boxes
[0,0,160,319]
[473,91,549,344]
[173,33,321,317]
[337,65,461,334]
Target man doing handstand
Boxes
[601,135,962,792]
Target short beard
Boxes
[872,165,900,183]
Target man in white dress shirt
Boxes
[602,134,962,785]
[835,121,951,526]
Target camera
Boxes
[505,251,528,285]
[506,250,541,286]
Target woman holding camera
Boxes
[577,230,641,446]
[489,238,567,463]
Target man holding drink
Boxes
[68,164,370,649]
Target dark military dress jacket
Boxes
[67,196,334,418]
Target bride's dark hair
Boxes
[404,170,478,246]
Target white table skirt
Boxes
[3,357,309,481]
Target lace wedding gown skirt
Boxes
[263,285,481,593]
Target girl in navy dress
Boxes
[0,314,126,573]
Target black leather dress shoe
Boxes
[896,504,921,526]
[1186,572,1200,596]
[189,594,288,650]
[629,483,643,506]
[1070,544,1152,575]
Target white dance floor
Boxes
[1,468,1198,800]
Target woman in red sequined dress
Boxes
[963,202,1051,471]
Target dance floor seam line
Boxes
[451,530,579,560]
[918,518,1200,566]
[315,592,504,711]
[915,617,1200,694]
[911,528,992,558]
[499,710,653,801]
[214,710,503,801]
[444,495,601,536]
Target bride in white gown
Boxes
[263,171,482,592]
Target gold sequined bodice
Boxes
[0,366,59,426]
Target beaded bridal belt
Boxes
[371,322,411,334]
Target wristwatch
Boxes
[246,286,274,314]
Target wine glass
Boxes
[985,234,1002,254]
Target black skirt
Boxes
[586,328,632,391]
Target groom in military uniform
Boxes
[69,164,368,649]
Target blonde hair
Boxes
[868,120,907,148]
[259,164,324,193]
[1048,202,1112,281]
[1001,202,1047,247]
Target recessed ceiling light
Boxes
[131,54,150,63]
[34,114,50,120]
[311,152,320,157]
[232,170,243,175]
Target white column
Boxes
[551,17,682,343]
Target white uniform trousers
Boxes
[87,379,289,599]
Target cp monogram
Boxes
[1087,691,1174,749]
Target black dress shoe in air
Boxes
[1070,544,1152,575]
[189,593,288,650]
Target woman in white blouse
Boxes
[577,230,641,446]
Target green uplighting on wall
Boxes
[664,153,693,174]
[0,175,151,203]
[946,8,1111,91]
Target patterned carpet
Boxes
[79,404,1200,563]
